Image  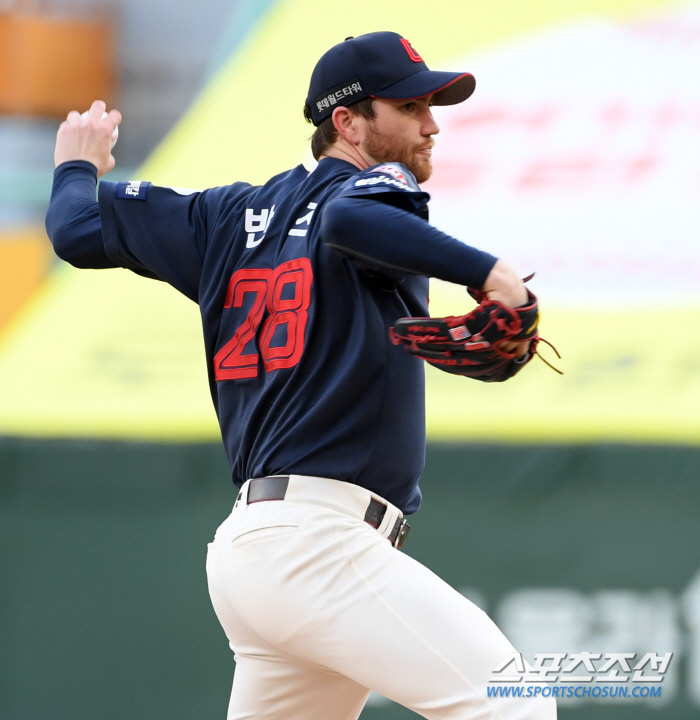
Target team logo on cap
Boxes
[400,38,423,63]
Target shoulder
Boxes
[336,163,429,200]
[327,163,429,216]
[354,163,421,190]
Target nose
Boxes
[422,107,439,136]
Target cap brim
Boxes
[372,71,475,105]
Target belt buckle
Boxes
[393,518,411,549]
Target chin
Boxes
[410,160,432,185]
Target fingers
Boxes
[88,99,107,120]
[106,108,122,131]
[514,341,530,358]
[65,102,119,124]
[487,338,531,360]
[54,100,122,175]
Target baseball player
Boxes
[46,31,556,720]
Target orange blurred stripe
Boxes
[0,228,53,336]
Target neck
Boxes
[318,138,374,171]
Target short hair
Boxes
[303,98,376,160]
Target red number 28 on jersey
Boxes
[214,258,313,380]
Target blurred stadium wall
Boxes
[1,1,699,719]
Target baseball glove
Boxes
[389,287,557,382]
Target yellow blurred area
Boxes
[0,265,213,439]
[427,280,700,444]
[1,0,695,442]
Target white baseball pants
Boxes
[206,476,556,720]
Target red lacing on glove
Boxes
[534,337,563,374]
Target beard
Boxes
[362,124,434,184]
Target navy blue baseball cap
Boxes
[305,31,476,126]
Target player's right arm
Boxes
[46,101,226,301]
[45,160,119,269]
[46,100,122,269]
[54,100,121,178]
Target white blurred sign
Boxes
[427,5,700,306]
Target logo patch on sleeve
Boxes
[354,175,410,190]
[116,181,150,200]
[370,164,409,185]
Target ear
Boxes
[331,106,364,146]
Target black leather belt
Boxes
[246,476,411,549]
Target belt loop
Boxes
[375,501,400,538]
[232,480,250,514]
[363,498,387,529]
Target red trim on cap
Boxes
[370,73,474,102]
[400,38,423,63]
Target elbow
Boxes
[45,211,91,267]
[321,197,365,248]
[319,198,358,247]
[45,211,76,264]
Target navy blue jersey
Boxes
[47,158,498,513]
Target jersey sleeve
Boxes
[98,180,253,302]
[45,161,120,270]
[320,163,497,289]
[98,181,207,301]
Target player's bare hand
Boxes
[54,100,122,177]
[481,260,527,308]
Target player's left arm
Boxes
[479,260,527,308]
[321,163,528,305]
[321,195,498,291]
[321,166,531,359]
